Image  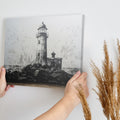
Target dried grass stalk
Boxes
[117,40,120,103]
[76,84,91,120]
[91,40,120,120]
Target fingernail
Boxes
[76,71,80,75]
[10,85,14,88]
[2,68,4,71]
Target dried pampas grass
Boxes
[76,85,91,120]
[91,40,120,120]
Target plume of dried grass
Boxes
[91,40,120,120]
[76,85,91,120]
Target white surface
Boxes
[0,0,119,120]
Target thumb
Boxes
[0,67,7,97]
[0,67,6,80]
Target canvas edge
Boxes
[3,13,83,20]
[80,14,85,73]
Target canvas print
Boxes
[4,14,84,86]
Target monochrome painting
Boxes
[4,14,84,86]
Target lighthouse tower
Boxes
[36,22,48,65]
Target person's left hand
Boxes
[0,67,14,97]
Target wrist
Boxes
[57,96,76,116]
[62,95,80,109]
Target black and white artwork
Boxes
[4,14,84,86]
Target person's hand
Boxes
[35,71,89,120]
[0,67,14,97]
[64,71,89,107]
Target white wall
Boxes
[0,0,119,119]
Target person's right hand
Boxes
[35,71,89,120]
[64,71,89,107]
[0,67,14,97]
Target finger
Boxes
[80,72,87,79]
[76,76,87,84]
[0,66,4,73]
[77,72,87,81]
[0,91,6,97]
[69,71,81,82]
[5,85,10,91]
[0,67,1,73]
[0,67,6,80]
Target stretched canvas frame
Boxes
[4,13,84,86]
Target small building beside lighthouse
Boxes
[36,22,62,70]
[47,52,62,70]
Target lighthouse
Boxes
[36,22,48,65]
